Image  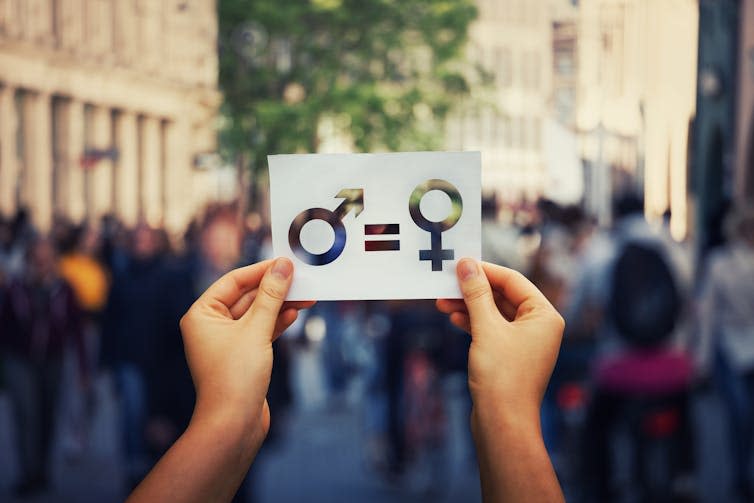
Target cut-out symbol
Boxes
[409,179,463,271]
[364,224,400,251]
[288,189,363,265]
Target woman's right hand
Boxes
[437,259,564,421]
[437,258,565,502]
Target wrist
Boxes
[190,401,267,459]
[470,399,542,442]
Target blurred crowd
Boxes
[0,194,753,502]
[0,203,276,500]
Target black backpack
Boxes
[608,241,681,347]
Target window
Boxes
[531,52,541,90]
[512,116,523,149]
[494,47,512,87]
[532,118,542,150]
[498,115,512,148]
[521,52,541,90]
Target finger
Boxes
[493,291,518,321]
[456,258,500,329]
[436,298,467,315]
[481,262,553,316]
[272,308,299,341]
[244,258,294,337]
[229,290,257,320]
[229,288,314,320]
[449,312,471,333]
[288,300,316,310]
[199,260,273,310]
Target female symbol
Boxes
[409,179,463,271]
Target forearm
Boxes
[471,404,564,503]
[127,409,264,503]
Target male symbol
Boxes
[409,179,463,271]
[288,189,364,266]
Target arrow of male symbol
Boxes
[333,188,364,219]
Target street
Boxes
[0,344,739,503]
[0,345,482,503]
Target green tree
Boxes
[218,0,478,179]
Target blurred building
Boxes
[0,0,220,232]
[544,0,583,205]
[691,0,738,256]
[550,5,578,129]
[736,0,754,199]
[446,0,554,202]
[576,0,698,235]
[692,0,754,257]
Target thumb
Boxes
[244,258,294,337]
[456,258,499,330]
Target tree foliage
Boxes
[218,0,478,173]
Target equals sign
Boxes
[364,224,400,251]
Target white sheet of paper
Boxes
[269,151,481,300]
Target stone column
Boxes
[52,98,67,216]
[163,118,194,233]
[0,85,18,217]
[64,99,86,222]
[88,105,114,220]
[114,110,139,226]
[22,91,53,231]
[139,115,163,226]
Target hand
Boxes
[437,259,565,502]
[179,258,314,447]
[436,259,564,423]
[127,258,315,503]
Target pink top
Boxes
[595,349,693,395]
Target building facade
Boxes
[691,0,738,256]
[692,0,754,257]
[445,0,554,202]
[576,0,698,235]
[735,0,754,201]
[0,0,220,232]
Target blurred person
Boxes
[127,258,564,503]
[57,224,111,455]
[529,204,591,471]
[481,193,525,270]
[380,300,448,482]
[241,213,267,264]
[102,224,169,488]
[0,214,26,281]
[151,207,245,447]
[314,301,353,406]
[400,302,459,493]
[99,214,130,275]
[528,201,583,311]
[10,208,36,251]
[572,193,695,501]
[159,205,292,503]
[0,238,86,497]
[49,214,74,252]
[58,225,110,316]
[697,204,754,500]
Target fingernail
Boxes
[457,258,478,281]
[271,258,293,279]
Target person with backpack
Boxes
[697,205,754,500]
[570,194,695,501]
